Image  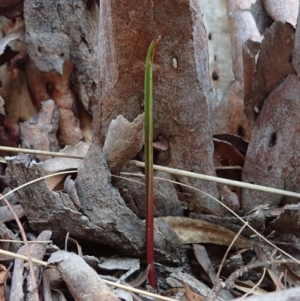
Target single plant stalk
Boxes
[144,36,160,289]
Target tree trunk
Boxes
[96,0,223,213]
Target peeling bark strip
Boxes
[48,251,120,301]
[97,0,223,213]
[244,21,295,127]
[242,74,300,212]
[9,230,52,301]
[23,0,99,145]
[6,147,181,262]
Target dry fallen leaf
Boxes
[213,138,244,168]
[0,264,7,301]
[40,141,90,190]
[159,216,251,248]
[184,282,205,301]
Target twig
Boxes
[0,193,39,301]
[0,170,77,299]
[207,260,290,301]
[241,268,266,299]
[0,247,295,301]
[0,248,177,301]
[216,222,249,279]
[121,172,300,266]
[275,272,284,291]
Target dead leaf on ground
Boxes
[213,138,245,168]
[0,264,8,301]
[214,134,248,156]
[159,217,251,248]
[40,141,90,190]
[184,282,205,301]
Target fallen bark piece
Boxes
[98,257,140,282]
[116,169,183,219]
[169,272,226,301]
[7,146,181,262]
[242,74,300,212]
[103,114,144,173]
[244,21,295,126]
[270,203,300,233]
[0,222,21,261]
[232,286,300,301]
[24,0,98,145]
[20,99,59,160]
[9,230,52,301]
[193,244,234,300]
[47,251,120,301]
[75,143,182,261]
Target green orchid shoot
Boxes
[144,36,160,289]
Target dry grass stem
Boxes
[112,174,166,198]
[1,146,299,200]
[216,222,249,279]
[0,146,83,159]
[240,268,266,299]
[130,160,300,200]
[0,239,51,243]
[0,193,39,301]
[122,172,300,265]
[0,248,177,301]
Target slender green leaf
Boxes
[144,36,160,289]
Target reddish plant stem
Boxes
[144,36,160,289]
